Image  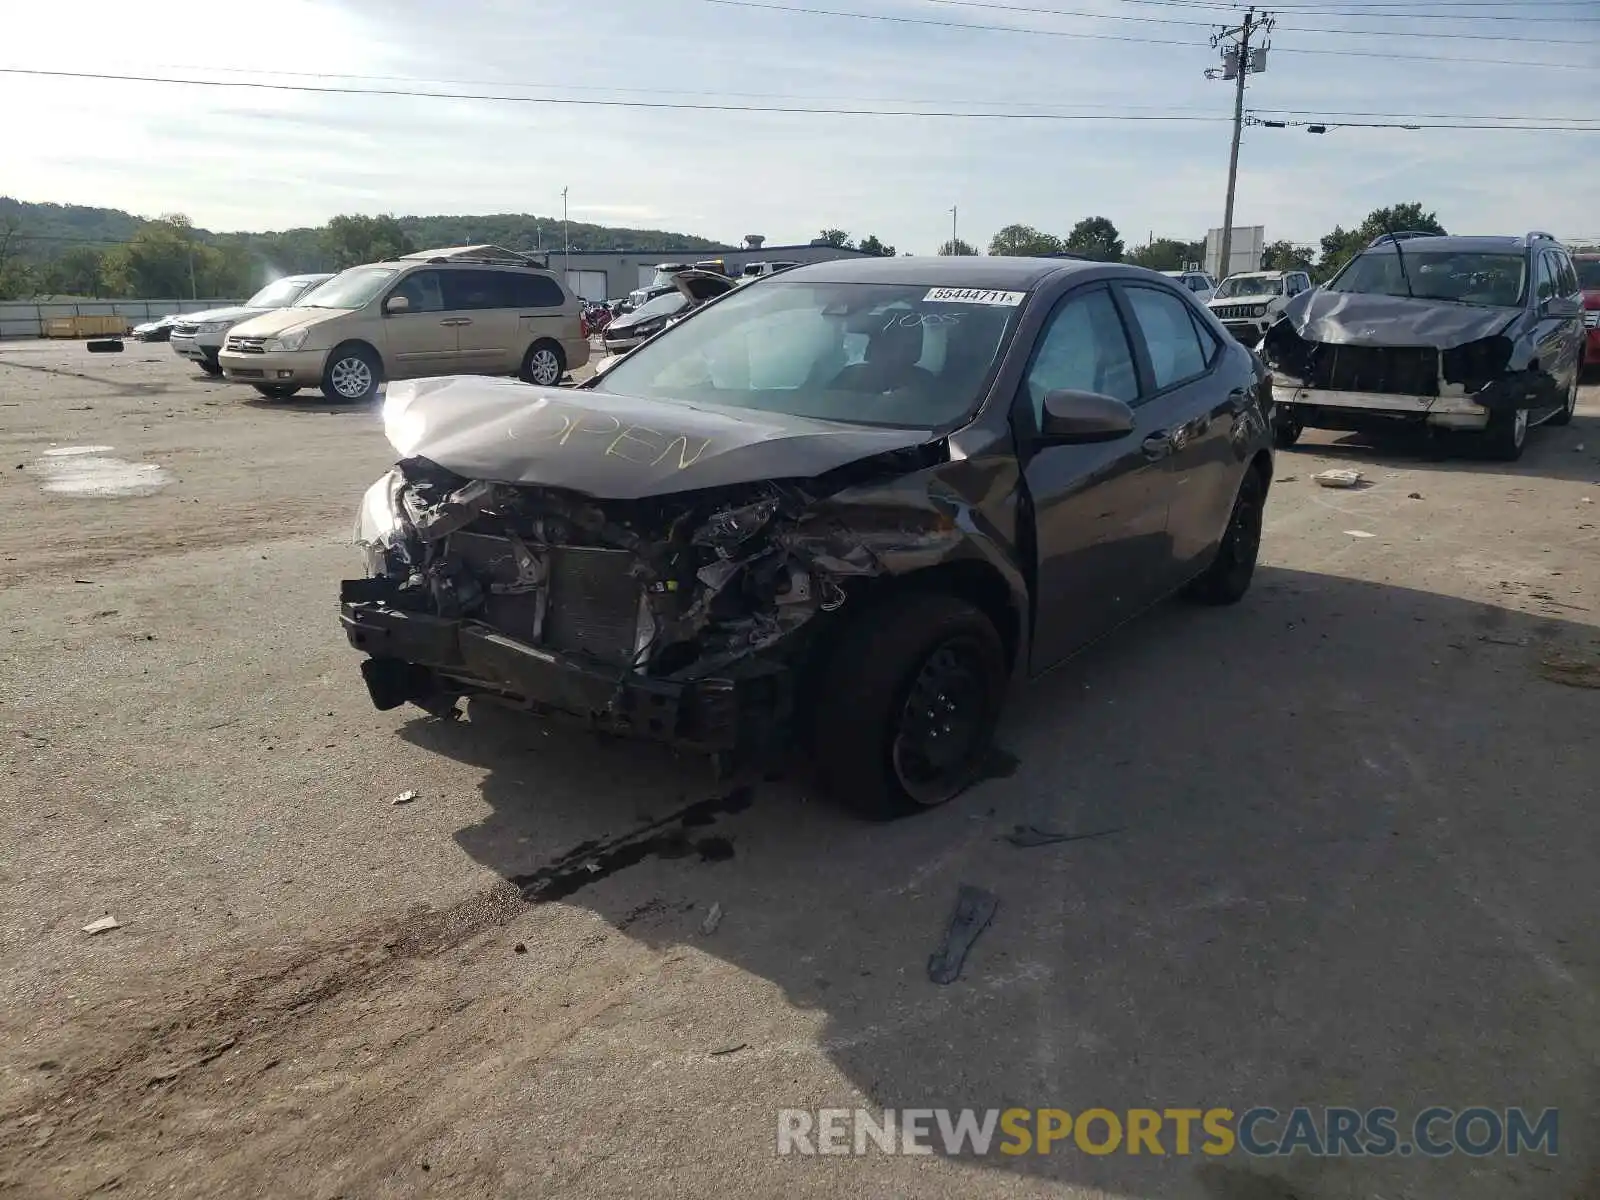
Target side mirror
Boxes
[1039,389,1136,443]
[1543,296,1581,320]
[383,294,410,315]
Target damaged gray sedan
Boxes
[342,258,1274,816]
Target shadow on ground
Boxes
[398,565,1600,1199]
[1285,409,1600,486]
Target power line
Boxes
[921,0,1593,42]
[1068,0,1599,18]
[694,0,1597,66]
[1,68,1595,131]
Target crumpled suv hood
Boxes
[1275,289,1520,348]
[380,376,936,500]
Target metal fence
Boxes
[0,298,245,340]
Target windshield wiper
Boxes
[1382,222,1416,299]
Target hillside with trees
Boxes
[0,198,734,299]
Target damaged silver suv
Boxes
[341,258,1275,817]
[1262,231,1584,460]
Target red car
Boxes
[1578,253,1600,373]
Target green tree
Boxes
[322,213,415,269]
[1261,240,1315,273]
[816,228,854,249]
[857,234,896,257]
[1064,216,1124,262]
[42,245,108,296]
[1127,238,1204,272]
[988,224,1063,257]
[0,218,38,299]
[938,238,978,256]
[1318,203,1447,280]
[101,215,215,298]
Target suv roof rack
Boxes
[1366,231,1442,249]
[1525,230,1558,245]
[399,244,541,267]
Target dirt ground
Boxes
[2,339,1598,1200]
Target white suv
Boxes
[1208,270,1313,347]
[1161,270,1220,303]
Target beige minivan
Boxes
[218,245,590,402]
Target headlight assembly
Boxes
[265,327,310,353]
[354,470,406,575]
[196,320,231,335]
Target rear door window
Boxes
[1123,285,1210,391]
[510,272,568,309]
[443,269,513,311]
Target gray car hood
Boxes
[1279,289,1520,348]
[179,304,269,324]
[381,376,936,500]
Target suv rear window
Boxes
[1577,259,1600,290]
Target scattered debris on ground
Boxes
[699,903,724,935]
[1314,468,1363,489]
[1537,654,1600,690]
[1275,475,1298,484]
[1344,530,1375,539]
[390,790,418,806]
[1408,492,1423,500]
[1004,824,1123,848]
[82,915,121,935]
[709,1043,747,1057]
[927,885,998,986]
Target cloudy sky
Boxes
[4,0,1597,251]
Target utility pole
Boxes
[561,187,570,284]
[950,205,958,254]
[1208,8,1273,282]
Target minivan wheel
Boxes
[252,383,300,400]
[1184,469,1265,606]
[814,593,1007,819]
[1548,370,1579,427]
[519,341,565,386]
[322,345,381,403]
[1483,406,1528,461]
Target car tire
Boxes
[197,355,223,377]
[322,343,382,404]
[252,384,300,400]
[813,592,1008,820]
[1547,370,1579,427]
[1272,412,1303,448]
[1482,406,1528,461]
[1184,468,1266,606]
[519,340,566,386]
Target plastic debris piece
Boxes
[1314,468,1363,488]
[927,885,998,985]
[1408,492,1423,500]
[391,790,418,806]
[699,902,724,935]
[1005,823,1123,848]
[82,915,121,935]
[709,1043,747,1057]
[1344,530,1375,538]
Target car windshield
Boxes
[592,280,1022,429]
[294,266,398,309]
[630,291,687,321]
[1328,250,1527,307]
[247,277,316,308]
[1576,259,1600,290]
[1215,275,1281,299]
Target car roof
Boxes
[1361,235,1536,255]
[770,255,1118,290]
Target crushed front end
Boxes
[342,458,876,759]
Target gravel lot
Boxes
[2,339,1598,1199]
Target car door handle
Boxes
[1141,432,1172,460]
[440,317,472,327]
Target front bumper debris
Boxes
[340,580,789,754]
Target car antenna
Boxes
[1383,221,1415,299]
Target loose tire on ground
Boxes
[322,343,382,403]
[812,592,1008,820]
[1272,412,1303,449]
[197,356,223,377]
[1184,468,1266,606]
